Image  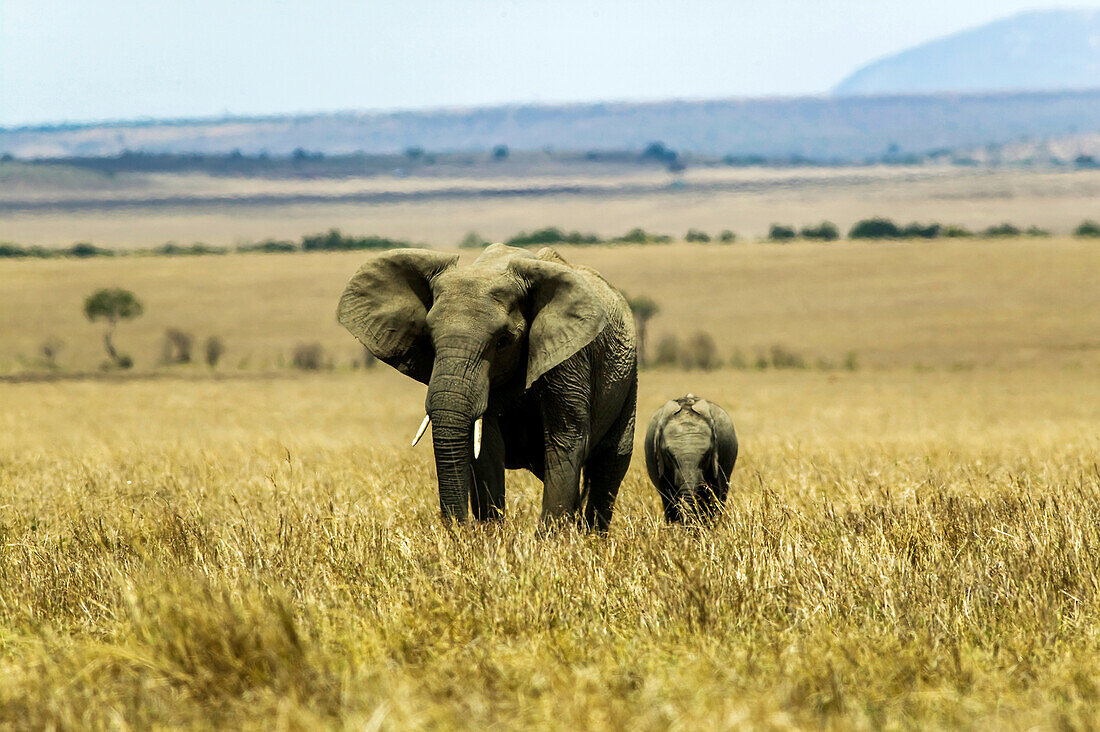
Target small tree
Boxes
[83,288,143,368]
[768,224,797,241]
[849,217,901,239]
[719,230,737,243]
[801,221,839,241]
[654,334,680,367]
[459,231,489,249]
[682,331,720,370]
[981,222,1021,238]
[205,336,226,368]
[684,229,711,243]
[626,295,660,368]
[292,343,325,370]
[1074,220,1100,237]
[492,145,509,161]
[161,328,194,364]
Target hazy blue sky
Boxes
[3,1,1099,126]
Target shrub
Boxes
[492,145,509,161]
[843,351,860,371]
[67,242,113,258]
[849,217,901,239]
[459,231,489,249]
[768,344,807,369]
[943,225,974,238]
[654,335,680,367]
[153,242,228,256]
[681,332,720,370]
[800,221,839,241]
[982,222,1021,238]
[684,229,710,243]
[767,224,797,241]
[729,348,748,369]
[162,328,194,365]
[1025,225,1050,237]
[718,230,737,243]
[237,239,298,254]
[205,337,226,368]
[1074,220,1100,237]
[613,229,672,245]
[900,222,941,239]
[506,228,600,247]
[0,242,28,258]
[641,142,677,164]
[300,229,409,252]
[292,343,325,370]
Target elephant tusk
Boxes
[473,417,483,459]
[411,414,430,447]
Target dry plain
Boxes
[1,167,1100,728]
[4,164,1100,246]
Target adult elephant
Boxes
[338,244,637,529]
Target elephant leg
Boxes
[541,442,585,526]
[537,363,592,527]
[471,415,506,521]
[659,478,683,523]
[582,449,630,532]
[582,389,636,532]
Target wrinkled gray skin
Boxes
[645,395,738,523]
[337,244,637,529]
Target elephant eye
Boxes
[497,330,516,347]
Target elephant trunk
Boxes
[425,344,491,520]
[429,412,473,519]
[676,467,708,513]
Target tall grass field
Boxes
[1,235,1099,728]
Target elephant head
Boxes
[645,394,738,523]
[337,244,608,519]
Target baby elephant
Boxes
[645,394,738,523]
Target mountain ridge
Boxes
[835,8,1100,95]
[4,89,1100,162]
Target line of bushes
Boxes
[651,332,859,372]
[3,217,1098,262]
[487,227,675,248]
[0,229,414,260]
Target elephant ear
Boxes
[645,400,682,481]
[337,249,458,384]
[511,256,608,389]
[694,399,738,487]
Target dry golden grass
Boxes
[1,368,1099,729]
[2,237,1098,371]
[2,208,1099,726]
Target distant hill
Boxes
[5,89,1100,162]
[835,9,1100,96]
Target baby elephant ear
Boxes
[644,400,682,480]
[511,258,608,389]
[337,249,458,384]
[695,399,738,486]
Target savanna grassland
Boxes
[2,237,1099,371]
[1,367,1099,729]
[1,180,1100,727]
